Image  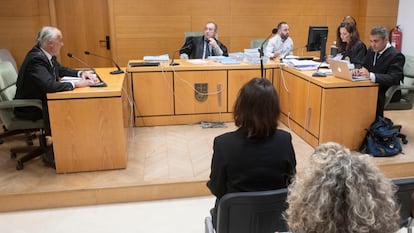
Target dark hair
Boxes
[371,26,388,39]
[336,21,361,53]
[277,21,288,31]
[233,77,280,138]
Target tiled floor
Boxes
[0,195,217,233]
[0,108,413,232]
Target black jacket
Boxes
[14,46,77,121]
[207,129,296,199]
[362,46,405,117]
[179,36,228,59]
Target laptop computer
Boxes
[328,59,370,81]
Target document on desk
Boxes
[143,54,169,61]
[284,59,319,70]
[187,59,208,65]
[60,76,82,83]
[208,56,240,64]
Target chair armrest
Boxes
[385,84,414,107]
[0,99,43,110]
[385,85,401,107]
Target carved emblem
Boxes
[194,83,208,102]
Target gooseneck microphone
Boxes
[170,42,192,66]
[312,61,327,77]
[84,51,124,74]
[170,49,180,66]
[259,28,278,78]
[67,52,107,87]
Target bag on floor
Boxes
[359,117,402,157]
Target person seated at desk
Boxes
[352,26,405,118]
[207,77,296,229]
[265,21,294,59]
[179,21,228,59]
[14,26,97,167]
[285,142,400,233]
[335,20,367,68]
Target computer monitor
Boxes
[306,26,328,62]
[393,177,414,227]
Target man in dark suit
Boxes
[14,26,97,167]
[179,22,228,59]
[353,26,405,118]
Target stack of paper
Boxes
[143,54,169,61]
[284,59,320,70]
[208,56,240,64]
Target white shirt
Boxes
[264,34,294,58]
[370,42,392,82]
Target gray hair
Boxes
[370,26,388,39]
[36,26,60,47]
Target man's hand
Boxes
[352,67,370,78]
[74,79,95,88]
[207,38,218,48]
[80,70,98,82]
[273,51,281,58]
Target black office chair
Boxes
[393,177,414,228]
[205,188,289,233]
[0,61,48,170]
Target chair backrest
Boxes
[216,188,289,233]
[184,32,219,41]
[393,177,414,227]
[404,55,414,78]
[250,38,267,49]
[0,61,18,101]
[0,49,18,73]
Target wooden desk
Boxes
[47,68,131,173]
[127,59,279,126]
[278,67,378,150]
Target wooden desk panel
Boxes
[48,68,128,173]
[128,60,279,126]
[132,72,174,116]
[279,71,322,138]
[174,70,227,115]
[279,66,378,149]
[319,87,377,148]
[228,69,273,112]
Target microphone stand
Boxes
[171,42,192,66]
[170,50,180,66]
[259,29,277,78]
[312,61,326,77]
[84,51,124,75]
[67,53,107,87]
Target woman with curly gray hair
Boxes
[285,142,400,233]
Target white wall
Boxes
[397,0,414,56]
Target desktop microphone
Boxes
[259,28,278,78]
[170,49,181,66]
[170,43,192,66]
[312,61,327,77]
[84,50,124,74]
[67,52,107,87]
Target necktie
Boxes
[373,52,380,66]
[204,42,210,58]
[51,56,58,79]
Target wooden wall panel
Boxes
[365,0,399,17]
[0,0,399,67]
[112,0,230,16]
[0,0,51,67]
